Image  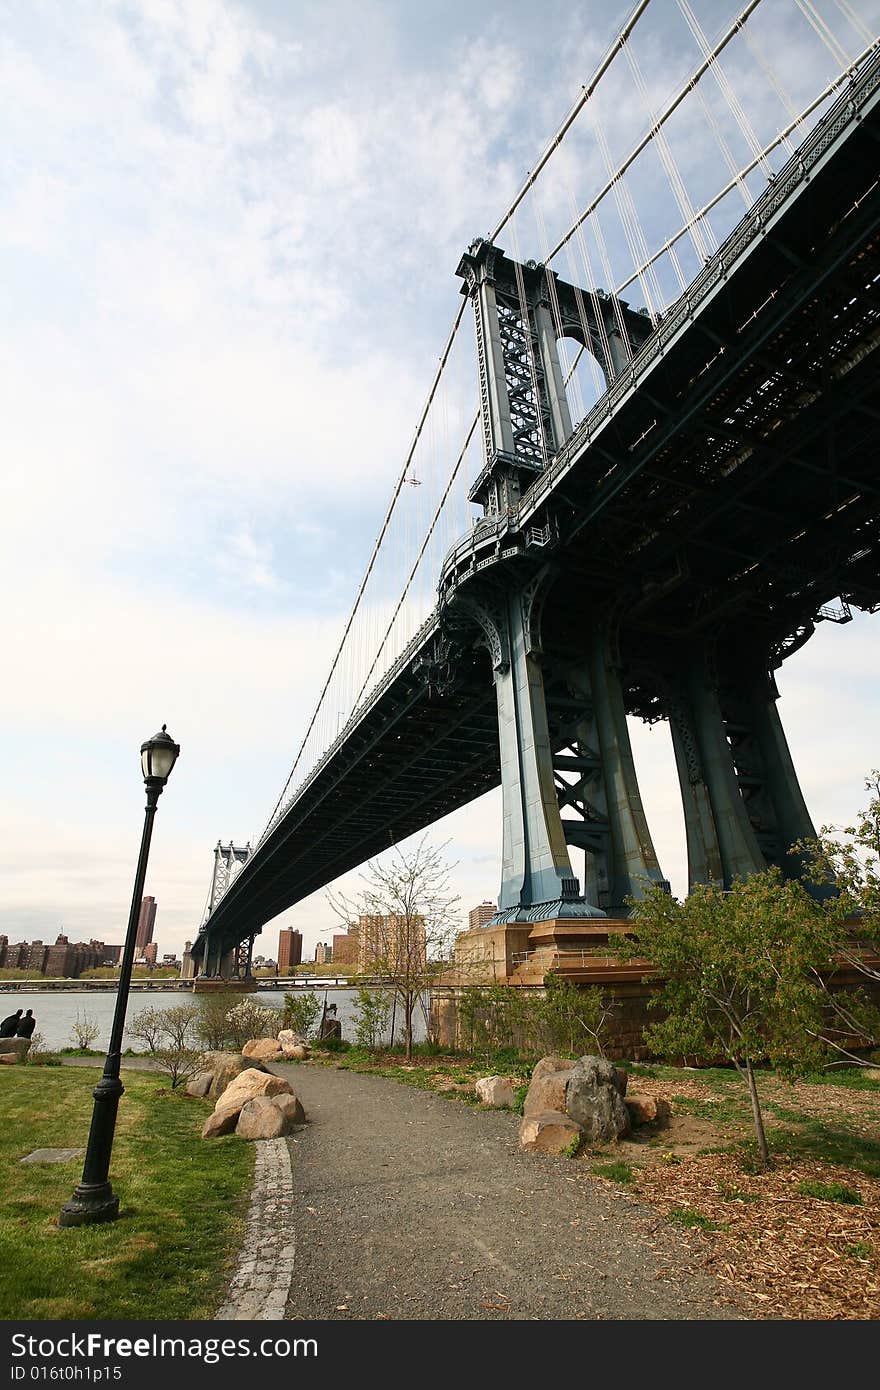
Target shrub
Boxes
[224,1000,281,1049]
[281,992,322,1041]
[70,1011,101,1050]
[351,987,392,1051]
[194,994,238,1050]
[128,1003,202,1089]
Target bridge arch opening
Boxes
[557,335,607,430]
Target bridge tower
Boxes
[451,239,667,920]
[200,841,256,977]
[449,237,825,918]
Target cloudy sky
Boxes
[2,0,878,962]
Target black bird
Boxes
[15,1010,36,1039]
[0,1010,23,1037]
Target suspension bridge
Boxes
[192,0,880,977]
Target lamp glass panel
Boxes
[149,744,177,781]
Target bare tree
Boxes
[328,837,461,1060]
[128,1002,203,1089]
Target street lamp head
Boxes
[140,724,180,788]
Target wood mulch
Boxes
[624,1153,880,1320]
[591,1072,880,1320]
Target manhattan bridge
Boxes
[193,0,880,976]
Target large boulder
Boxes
[235,1096,288,1140]
[0,1038,31,1062]
[185,1073,212,1098]
[519,1111,584,1155]
[193,1052,267,1100]
[475,1075,519,1108]
[202,1109,238,1139]
[242,1038,283,1062]
[625,1093,671,1127]
[523,1056,576,1117]
[213,1067,293,1120]
[272,1093,306,1126]
[565,1056,631,1144]
[278,1030,311,1060]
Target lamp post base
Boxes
[58,1182,120,1227]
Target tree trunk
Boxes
[405,993,414,1060]
[745,1058,770,1167]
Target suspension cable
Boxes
[262,298,468,833]
[545,0,764,265]
[488,0,654,244]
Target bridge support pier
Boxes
[666,644,819,890]
[459,579,605,922]
[557,627,668,914]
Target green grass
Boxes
[0,1065,253,1319]
[800,1068,880,1091]
[765,1118,880,1179]
[795,1179,863,1205]
[592,1161,634,1184]
[844,1241,873,1259]
[511,1083,529,1116]
[668,1207,723,1232]
[719,1183,762,1204]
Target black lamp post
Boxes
[59,725,180,1228]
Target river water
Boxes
[0,987,426,1053]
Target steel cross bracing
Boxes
[194,51,880,963]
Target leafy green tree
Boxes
[625,871,837,1165]
[795,770,880,1062]
[282,991,322,1040]
[539,977,610,1058]
[351,987,392,1051]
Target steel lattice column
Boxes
[555,627,668,913]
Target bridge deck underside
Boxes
[200,80,880,955]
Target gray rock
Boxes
[475,1075,519,1108]
[186,1072,212,1098]
[564,1055,631,1144]
[0,1038,31,1061]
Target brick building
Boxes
[278,928,303,973]
[468,901,496,931]
[357,914,426,972]
[331,926,359,967]
[135,896,157,954]
[0,933,122,978]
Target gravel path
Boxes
[272,1062,746,1322]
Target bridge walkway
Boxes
[269,1061,743,1321]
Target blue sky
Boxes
[2,0,878,960]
